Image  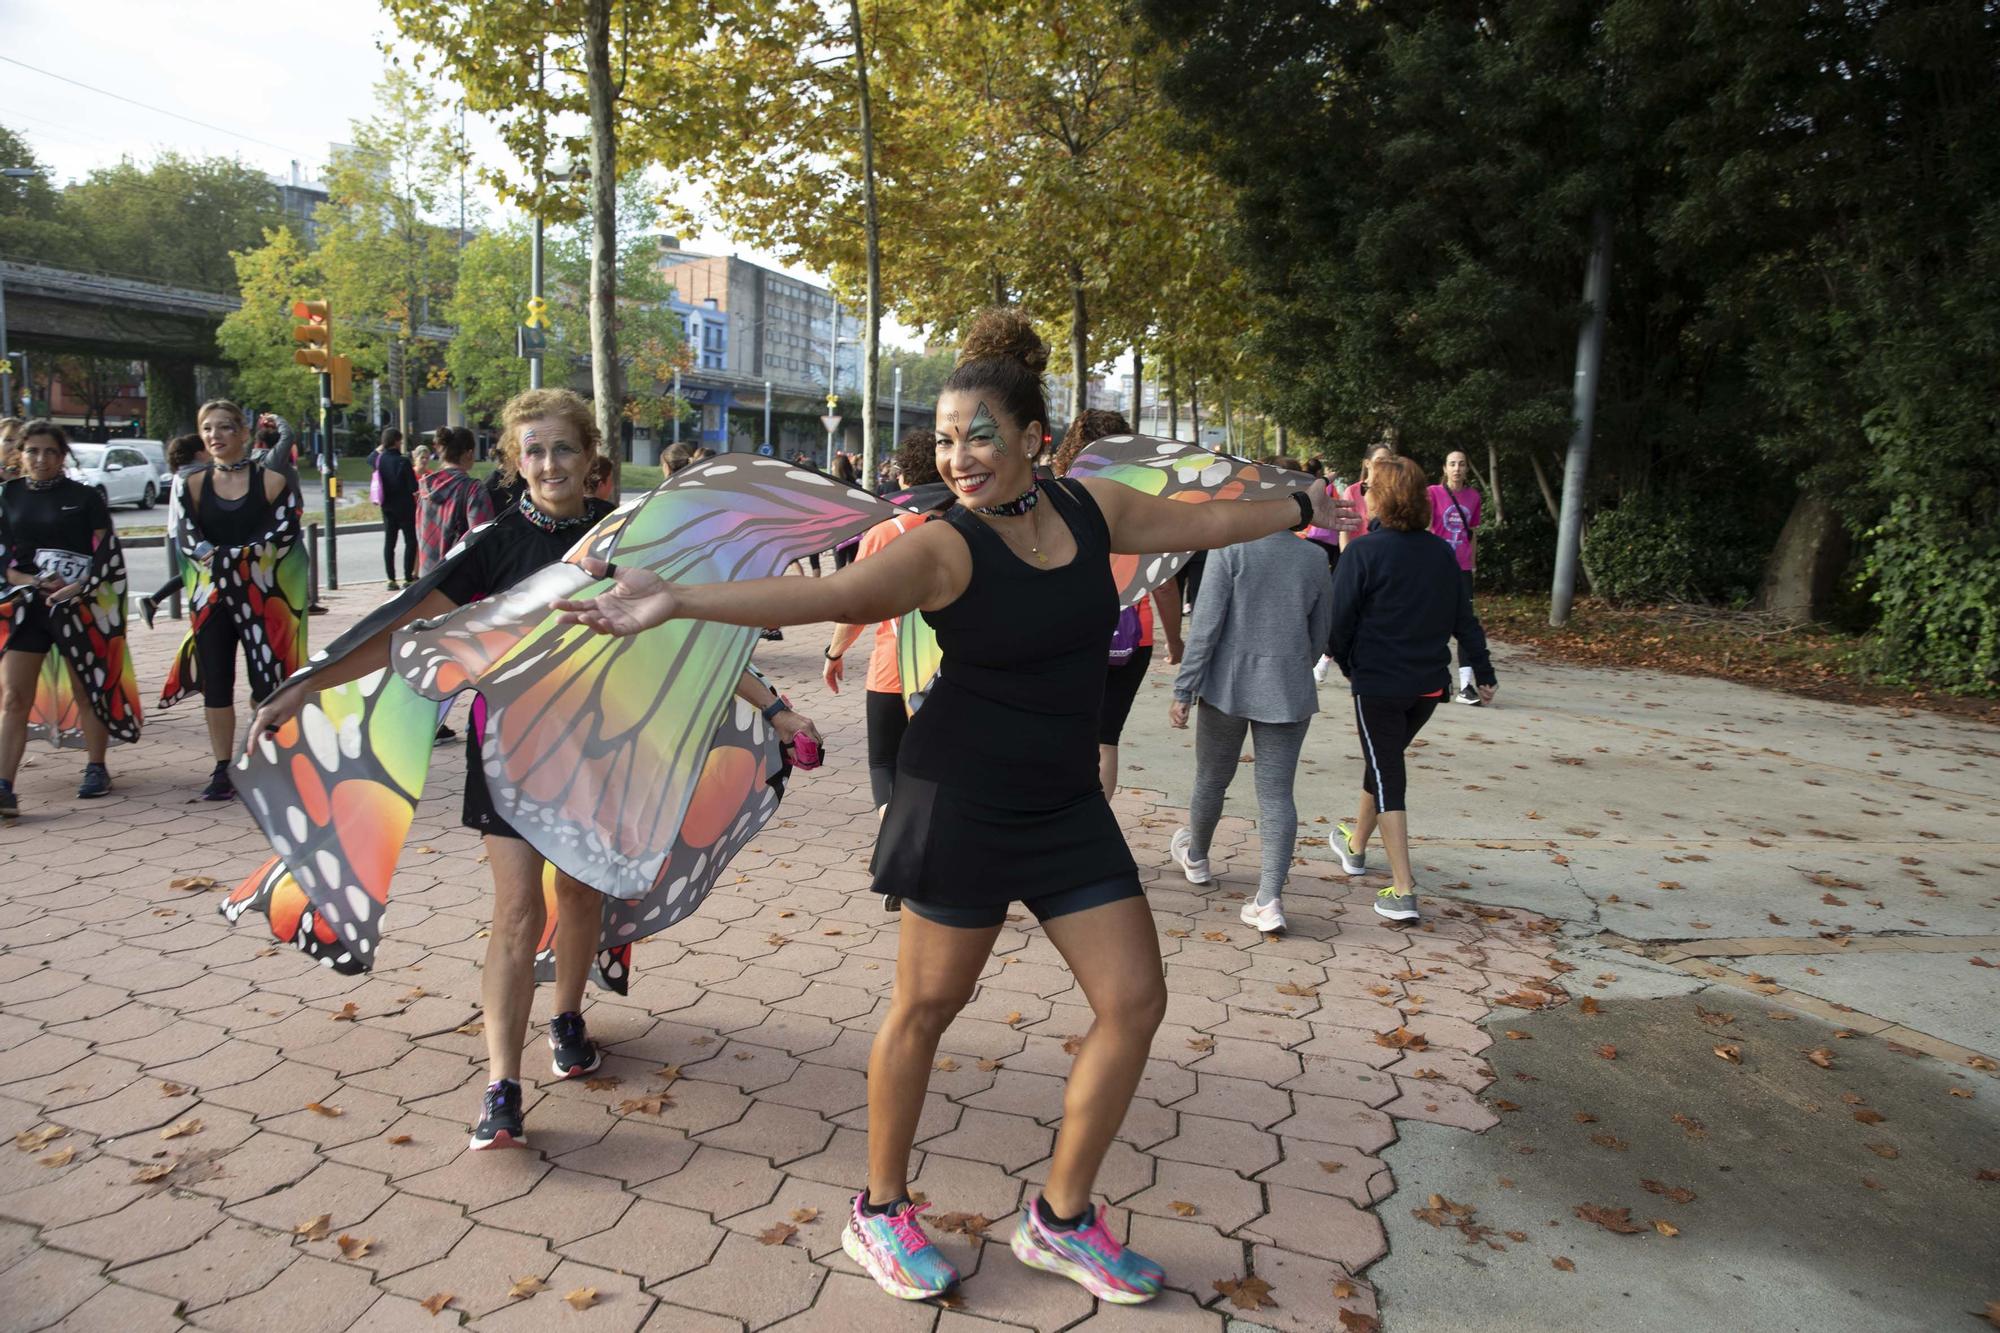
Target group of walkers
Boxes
[2,304,1498,1313]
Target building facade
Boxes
[654,238,859,395]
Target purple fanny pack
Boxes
[1107,606,1142,666]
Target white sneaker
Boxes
[1455,683,1482,705]
[1240,898,1286,933]
[1169,827,1212,885]
[1312,656,1331,685]
[1331,821,1368,876]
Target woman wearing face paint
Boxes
[554,309,1354,1307]
[161,400,307,801]
[246,388,821,1153]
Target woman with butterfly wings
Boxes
[244,389,827,1156]
[556,309,1356,1308]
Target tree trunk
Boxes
[1530,448,1561,521]
[1166,346,1179,437]
[1753,489,1849,624]
[585,0,623,472]
[1129,346,1142,430]
[1067,261,1087,434]
[991,271,1007,306]
[1190,380,1201,444]
[850,0,882,487]
[1486,442,1504,525]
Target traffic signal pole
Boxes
[321,371,338,589]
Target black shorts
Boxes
[1098,644,1153,745]
[461,728,524,840]
[4,602,56,656]
[903,874,1144,930]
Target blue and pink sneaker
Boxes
[842,1194,961,1301]
[1011,1201,1164,1304]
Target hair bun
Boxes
[957,307,1049,376]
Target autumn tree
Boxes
[215,225,325,429]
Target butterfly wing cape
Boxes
[0,526,142,748]
[227,458,900,975]
[161,470,309,710]
[896,436,1313,712]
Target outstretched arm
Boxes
[243,589,458,752]
[1084,477,1354,557]
[554,521,970,637]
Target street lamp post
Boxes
[891,364,902,475]
[671,366,681,446]
[0,166,47,415]
[529,215,545,391]
[763,380,772,456]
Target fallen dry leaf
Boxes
[1169,1200,1199,1217]
[1574,1203,1644,1235]
[1276,981,1320,998]
[169,875,218,891]
[14,1125,66,1152]
[1713,1044,1742,1064]
[131,1163,174,1183]
[1807,1048,1836,1069]
[293,1213,332,1240]
[758,1222,798,1246]
[304,1101,343,1118]
[1373,1026,1429,1052]
[336,1233,374,1259]
[386,1134,413,1146]
[1338,1311,1380,1333]
[1319,1160,1346,1174]
[1590,1133,1629,1152]
[563,1288,598,1311]
[1865,1142,1900,1159]
[1213,1275,1278,1311]
[1552,1256,1576,1272]
[419,1292,454,1316]
[1578,997,1602,1015]
[1853,1108,1886,1125]
[976,1058,1003,1072]
[38,1146,75,1168]
[1062,1035,1085,1055]
[1652,1219,1680,1237]
[1641,1179,1696,1205]
[332,1002,359,1022]
[507,1276,546,1300]
[1596,1044,1619,1061]
[1504,1030,1532,1041]
[933,1211,993,1240]
[1332,1279,1357,1299]
[933,1057,959,1073]
[1005,1011,1024,1026]
[1203,931,1230,942]
[159,1082,189,1098]
[161,1119,203,1140]
[1186,1036,1214,1053]
[583,1076,622,1091]
[616,1093,672,1116]
[790,1207,820,1225]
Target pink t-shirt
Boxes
[1429,484,1481,571]
[1339,481,1369,549]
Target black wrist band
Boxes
[825,648,843,661]
[760,697,789,723]
[1288,490,1313,531]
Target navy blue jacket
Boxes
[1329,528,1496,696]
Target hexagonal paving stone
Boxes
[648,1230,825,1325]
[561,1199,724,1285]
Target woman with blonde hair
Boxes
[161,399,306,800]
[249,387,823,1152]
[555,308,1354,1306]
[0,417,24,481]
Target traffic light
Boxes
[328,356,353,406]
[292,299,330,372]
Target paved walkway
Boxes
[4,586,1994,1331]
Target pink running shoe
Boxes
[1011,1201,1163,1304]
[841,1194,961,1300]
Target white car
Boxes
[70,442,164,510]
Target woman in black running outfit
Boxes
[0,421,140,814]
[555,309,1352,1306]
[161,400,306,800]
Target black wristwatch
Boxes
[824,647,843,661]
[760,697,791,724]
[1288,490,1314,531]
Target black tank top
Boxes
[193,464,276,548]
[895,478,1117,802]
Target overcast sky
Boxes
[0,0,924,346]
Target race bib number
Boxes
[34,549,90,587]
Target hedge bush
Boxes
[1860,494,2000,693]
[1475,507,1557,595]
[1584,491,1766,606]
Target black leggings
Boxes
[194,613,265,709]
[146,573,181,604]
[1352,694,1438,814]
[865,688,909,809]
[834,542,858,571]
[383,509,417,581]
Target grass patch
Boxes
[1478,593,2000,723]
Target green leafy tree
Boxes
[63,153,282,290]
[215,226,324,429]
[0,125,85,266]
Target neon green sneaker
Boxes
[1373,887,1419,923]
[1332,821,1367,876]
